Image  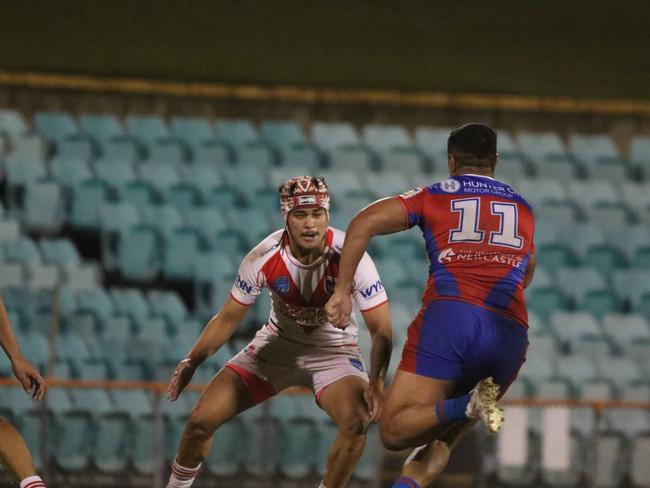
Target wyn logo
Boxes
[235,274,253,295]
[360,280,384,299]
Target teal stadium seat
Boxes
[34,111,79,141]
[125,114,170,145]
[215,118,274,170]
[570,133,630,181]
[70,179,110,230]
[79,113,126,143]
[170,116,214,147]
[147,138,188,164]
[414,126,452,168]
[56,136,96,161]
[629,135,650,179]
[93,413,130,473]
[50,156,93,188]
[0,109,28,135]
[516,131,578,179]
[98,136,142,162]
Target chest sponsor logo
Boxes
[360,280,384,299]
[348,358,365,372]
[438,247,456,263]
[325,275,336,295]
[273,276,291,294]
[276,300,328,327]
[440,179,461,193]
[235,274,254,295]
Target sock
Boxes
[435,393,471,425]
[166,458,201,488]
[318,482,327,488]
[20,476,46,488]
[392,476,421,488]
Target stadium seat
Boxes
[54,412,93,472]
[125,114,170,144]
[70,181,111,230]
[224,164,269,195]
[110,288,151,321]
[205,417,243,476]
[93,413,131,473]
[630,434,650,488]
[603,384,650,439]
[50,156,93,189]
[629,135,650,178]
[162,228,202,281]
[147,138,188,164]
[137,161,181,200]
[414,126,452,166]
[311,121,361,149]
[98,137,142,162]
[79,113,126,142]
[116,224,162,282]
[595,356,644,388]
[34,111,79,141]
[569,133,630,180]
[0,108,28,135]
[56,136,96,161]
[4,156,49,214]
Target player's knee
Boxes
[186,404,219,439]
[379,422,408,451]
[335,407,368,438]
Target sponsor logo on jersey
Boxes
[325,275,336,295]
[438,247,456,263]
[273,276,291,294]
[276,300,328,326]
[440,179,461,193]
[348,358,365,372]
[360,280,384,299]
[235,274,254,295]
[400,187,424,199]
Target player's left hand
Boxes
[325,291,353,328]
[12,356,46,401]
[364,380,384,423]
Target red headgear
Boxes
[279,176,330,220]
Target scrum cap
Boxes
[279,176,330,220]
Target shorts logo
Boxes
[273,276,290,294]
[325,275,336,295]
[348,358,365,372]
[440,179,461,193]
[298,195,317,205]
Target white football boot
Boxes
[465,376,504,433]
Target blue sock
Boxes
[435,393,471,425]
[392,476,421,488]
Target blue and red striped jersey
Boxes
[395,174,536,326]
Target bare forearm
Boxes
[337,219,373,294]
[186,303,246,364]
[0,300,22,362]
[368,333,392,384]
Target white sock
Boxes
[166,458,201,488]
[319,482,327,488]
[20,476,46,488]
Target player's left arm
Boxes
[360,302,393,422]
[523,250,537,289]
[326,198,407,326]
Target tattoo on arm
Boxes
[369,334,392,382]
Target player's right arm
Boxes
[0,297,46,400]
[167,297,249,401]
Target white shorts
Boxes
[226,326,369,404]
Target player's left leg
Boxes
[317,375,371,488]
[395,420,475,488]
[0,417,47,487]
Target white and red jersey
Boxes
[230,227,388,347]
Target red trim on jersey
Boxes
[229,292,253,307]
[359,299,388,313]
[225,363,277,404]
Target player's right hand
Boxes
[167,358,197,401]
[11,356,46,401]
[325,291,353,328]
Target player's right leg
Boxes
[0,417,47,487]
[167,367,258,488]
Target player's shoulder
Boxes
[243,229,284,265]
[328,227,346,253]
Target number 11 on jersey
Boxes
[449,198,524,249]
